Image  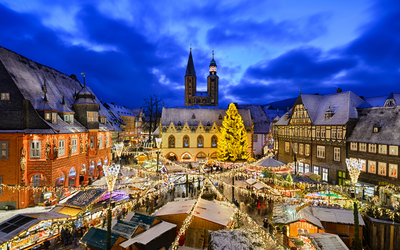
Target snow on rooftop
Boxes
[209,229,265,250]
[309,233,349,250]
[161,107,252,128]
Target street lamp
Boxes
[155,138,162,174]
[345,158,362,249]
[103,163,120,250]
[291,143,297,175]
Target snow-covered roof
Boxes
[161,107,252,128]
[152,199,235,226]
[246,179,257,185]
[253,182,265,190]
[348,106,400,145]
[238,105,270,133]
[208,229,265,250]
[104,102,135,117]
[273,203,364,228]
[311,207,365,226]
[364,93,400,107]
[119,221,176,248]
[308,233,349,250]
[0,46,120,133]
[302,91,369,125]
[273,204,324,229]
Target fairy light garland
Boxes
[170,182,207,250]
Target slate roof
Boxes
[105,103,135,117]
[238,105,270,133]
[348,106,400,145]
[0,46,120,132]
[161,107,252,128]
[275,91,370,126]
[185,50,196,77]
[364,93,400,107]
[80,227,120,250]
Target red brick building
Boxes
[0,47,121,209]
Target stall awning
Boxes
[57,206,82,216]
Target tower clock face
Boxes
[210,66,216,72]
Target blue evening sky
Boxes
[0,0,399,108]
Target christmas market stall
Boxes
[0,212,72,250]
[54,188,130,228]
[308,233,349,250]
[152,198,235,249]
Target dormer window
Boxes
[192,113,196,119]
[373,124,380,133]
[51,113,57,124]
[218,114,222,120]
[207,121,211,126]
[177,121,182,126]
[1,93,10,100]
[100,117,106,124]
[45,112,51,120]
[64,114,74,124]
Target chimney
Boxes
[337,88,342,93]
[314,93,319,95]
[360,96,364,100]
[111,102,115,105]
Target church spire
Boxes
[185,49,196,77]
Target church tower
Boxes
[185,49,196,106]
[185,49,218,106]
[207,52,219,106]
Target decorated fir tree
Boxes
[218,103,250,162]
[286,172,293,183]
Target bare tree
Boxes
[141,95,162,143]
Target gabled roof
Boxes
[161,107,252,127]
[348,106,400,145]
[276,91,370,126]
[0,46,120,132]
[309,233,349,250]
[80,227,120,250]
[238,105,270,133]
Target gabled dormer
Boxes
[210,122,218,133]
[167,121,176,133]
[182,121,190,133]
[325,102,335,119]
[58,95,75,124]
[384,93,396,107]
[37,79,58,124]
[196,121,204,133]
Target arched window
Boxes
[30,174,47,187]
[197,135,204,148]
[68,167,76,187]
[183,135,189,148]
[211,135,218,148]
[168,135,175,148]
[196,152,207,161]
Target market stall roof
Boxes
[311,207,365,226]
[152,199,235,227]
[253,182,265,190]
[208,229,265,250]
[124,212,161,230]
[119,221,176,248]
[111,220,144,240]
[0,212,71,244]
[273,204,324,229]
[65,188,106,208]
[256,158,285,168]
[308,233,349,250]
[80,227,120,250]
[246,179,257,185]
[57,206,82,216]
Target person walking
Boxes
[73,228,79,247]
[60,227,67,246]
[263,218,269,229]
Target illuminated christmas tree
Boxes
[218,103,250,162]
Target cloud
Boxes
[206,13,330,47]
